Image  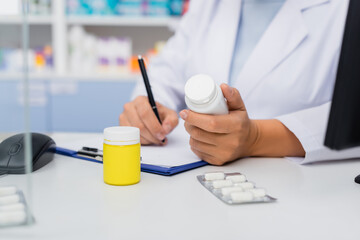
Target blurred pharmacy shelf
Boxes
[0,1,185,132]
[0,15,53,25]
[0,73,54,80]
[0,72,140,82]
[56,72,140,81]
[0,15,180,28]
[0,0,182,81]
[66,15,180,29]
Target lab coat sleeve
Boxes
[276,102,360,164]
[131,0,205,112]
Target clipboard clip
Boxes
[77,147,143,162]
[77,146,103,161]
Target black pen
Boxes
[138,55,165,142]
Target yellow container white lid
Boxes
[103,127,140,146]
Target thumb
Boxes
[220,84,246,111]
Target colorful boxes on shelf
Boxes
[66,0,188,16]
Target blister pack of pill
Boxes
[197,172,277,205]
[0,186,33,227]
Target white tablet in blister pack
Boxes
[0,186,33,227]
[197,172,277,205]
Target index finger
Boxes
[135,100,166,141]
[179,109,236,133]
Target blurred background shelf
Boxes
[0,15,53,25]
[0,0,184,78]
[66,15,180,29]
[0,72,140,81]
[0,73,55,80]
[0,0,187,132]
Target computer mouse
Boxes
[355,174,360,184]
[0,133,56,174]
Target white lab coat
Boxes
[132,0,360,164]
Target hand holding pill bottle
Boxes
[181,75,259,166]
[103,126,141,186]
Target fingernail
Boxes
[157,133,165,141]
[179,110,188,120]
[164,124,171,133]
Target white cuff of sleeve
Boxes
[276,103,360,164]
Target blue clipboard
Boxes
[55,147,208,176]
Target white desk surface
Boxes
[1,133,360,240]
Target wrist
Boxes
[247,119,261,157]
[245,119,305,157]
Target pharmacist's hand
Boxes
[119,96,179,145]
[180,84,258,165]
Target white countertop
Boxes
[1,133,360,240]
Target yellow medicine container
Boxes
[103,126,140,186]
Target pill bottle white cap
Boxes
[104,127,140,146]
[185,74,216,105]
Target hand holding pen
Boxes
[118,56,179,145]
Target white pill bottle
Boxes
[184,74,229,115]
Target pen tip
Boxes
[138,55,142,60]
